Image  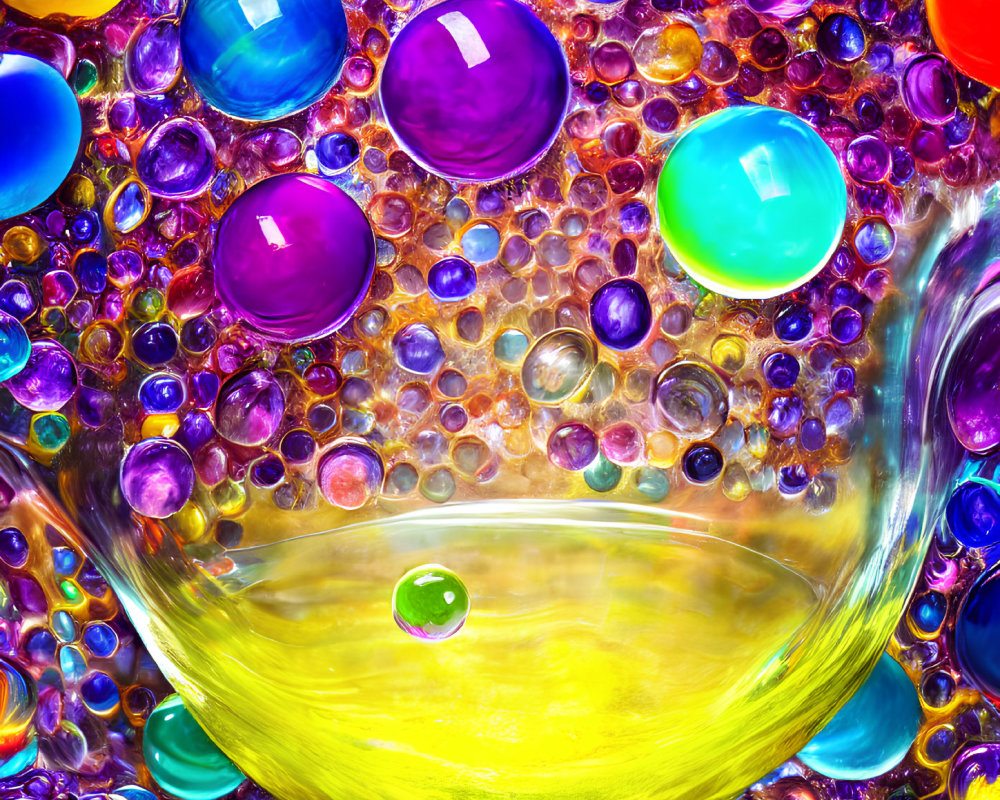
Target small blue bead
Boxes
[774,301,812,342]
[0,280,36,321]
[69,211,100,244]
[682,443,723,484]
[778,464,809,494]
[52,546,79,576]
[132,322,178,366]
[74,250,108,294]
[83,622,119,658]
[139,373,186,414]
[81,671,120,713]
[25,628,56,664]
[428,257,477,302]
[251,455,285,487]
[947,481,1000,548]
[461,224,501,265]
[910,591,947,634]
[957,563,1000,697]
[817,13,867,64]
[316,132,360,175]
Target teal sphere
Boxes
[657,105,847,299]
[797,653,921,780]
[180,0,348,121]
[0,54,81,221]
[0,313,31,383]
[143,694,245,800]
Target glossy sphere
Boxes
[0,54,82,221]
[0,313,30,383]
[797,653,920,779]
[947,481,1000,549]
[215,174,375,343]
[380,0,570,182]
[393,565,471,641]
[144,694,245,800]
[589,279,652,351]
[957,562,1000,699]
[521,329,597,405]
[657,106,846,299]
[180,0,348,120]
[317,443,384,509]
[3,0,118,17]
[5,340,77,411]
[947,310,1000,453]
[653,362,729,438]
[927,0,1000,90]
[215,371,284,447]
[120,438,195,519]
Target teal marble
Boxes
[179,0,348,121]
[0,54,81,222]
[657,105,847,299]
[797,653,921,780]
[144,694,245,800]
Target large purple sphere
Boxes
[380,0,570,182]
[947,310,1000,453]
[214,174,376,343]
[120,438,195,519]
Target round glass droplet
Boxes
[521,328,597,405]
[393,564,470,641]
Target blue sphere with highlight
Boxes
[0,53,81,221]
[180,0,349,121]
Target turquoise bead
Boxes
[179,0,348,121]
[797,653,920,779]
[144,694,245,800]
[657,105,846,299]
[0,312,30,383]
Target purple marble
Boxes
[136,117,216,199]
[125,17,181,96]
[214,173,375,343]
[380,0,570,182]
[947,310,1000,453]
[215,370,285,446]
[547,422,598,471]
[119,437,195,518]
[903,54,958,125]
[4,340,77,412]
[589,279,652,351]
[846,134,892,183]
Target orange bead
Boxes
[927,0,1000,89]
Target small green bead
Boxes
[131,289,165,321]
[72,59,99,97]
[584,453,622,493]
[393,564,470,641]
[144,694,245,800]
[59,580,82,603]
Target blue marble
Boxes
[180,0,349,121]
[797,653,920,779]
[957,561,1000,697]
[0,54,81,221]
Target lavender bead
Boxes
[4,340,77,412]
[136,117,216,199]
[214,174,376,343]
[903,54,958,126]
[120,438,195,518]
[393,323,445,375]
[215,370,285,446]
[125,17,182,95]
[380,0,570,182]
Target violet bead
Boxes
[393,323,445,375]
[380,0,570,182]
[778,464,809,494]
[816,13,866,64]
[830,307,864,343]
[428,257,477,302]
[699,41,739,85]
[251,455,284,488]
[763,351,800,389]
[214,174,376,343]
[846,135,892,183]
[0,527,28,568]
[135,117,216,200]
[120,438,195,519]
[854,93,884,132]
[750,27,790,69]
[800,417,827,452]
[5,340,77,412]
[642,98,680,134]
[947,311,1000,453]
[548,422,598,471]
[215,369,285,446]
[125,17,182,96]
[280,429,315,463]
[774,301,812,342]
[589,279,652,351]
[902,54,958,126]
[768,394,802,437]
[745,0,812,19]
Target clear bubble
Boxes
[653,362,730,438]
[521,329,597,405]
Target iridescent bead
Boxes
[653,362,729,438]
[380,0,570,182]
[317,443,384,509]
[214,174,375,343]
[144,694,245,800]
[5,339,77,411]
[745,0,812,19]
[0,313,30,383]
[548,422,598,471]
[393,565,470,641]
[0,54,81,221]
[854,217,895,264]
[950,743,1000,800]
[589,279,652,351]
[180,0,348,121]
[215,370,284,447]
[393,323,445,375]
[428,257,477,302]
[136,118,216,200]
[120,438,195,518]
[797,653,920,779]
[902,54,958,125]
[656,106,846,298]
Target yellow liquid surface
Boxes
[114,495,908,800]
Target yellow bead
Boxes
[646,431,679,468]
[171,502,209,544]
[5,0,121,18]
[59,175,96,209]
[721,463,751,502]
[710,335,747,373]
[212,480,247,517]
[142,414,180,439]
[633,23,703,85]
[2,226,43,264]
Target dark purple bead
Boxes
[734,63,765,97]
[190,371,220,409]
[745,0,812,18]
[762,351,800,389]
[428,257,477,302]
[607,160,644,194]
[585,81,610,103]
[846,134,892,183]
[76,386,113,429]
[768,394,803,437]
[440,403,468,433]
[800,417,827,451]
[620,201,651,235]
[857,0,895,23]
[797,94,830,126]
[518,209,549,239]
[816,13,867,64]
[180,316,216,353]
[912,126,949,164]
[728,7,761,38]
[380,0,570,182]
[136,117,216,200]
[589,279,652,351]
[280,429,315,463]
[393,323,445,375]
[0,527,28,568]
[945,112,976,147]
[699,40,738,84]
[5,340,77,412]
[131,321,178,366]
[833,363,856,393]
[750,27,790,69]
[613,239,637,276]
[774,301,813,342]
[830,307,864,343]
[946,311,1000,453]
[787,51,825,89]
[475,187,507,217]
[251,455,285,488]
[682,443,723,483]
[669,74,707,104]
[778,464,810,494]
[120,437,195,518]
[0,280,36,322]
[316,132,360,175]
[175,410,214,452]
[641,97,679,134]
[548,422,598,470]
[109,96,139,134]
[902,54,958,125]
[890,146,916,185]
[867,42,894,73]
